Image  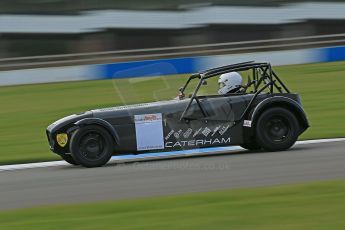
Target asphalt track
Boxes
[1,140,345,211]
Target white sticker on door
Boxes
[135,113,164,151]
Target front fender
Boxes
[74,118,120,145]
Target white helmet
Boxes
[218,72,243,95]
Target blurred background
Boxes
[1,1,345,229]
[1,0,345,58]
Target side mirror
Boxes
[202,80,207,85]
[179,87,183,92]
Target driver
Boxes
[218,72,243,95]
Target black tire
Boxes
[70,125,113,168]
[255,107,299,152]
[240,141,261,151]
[60,154,79,165]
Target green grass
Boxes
[1,179,345,230]
[0,61,345,164]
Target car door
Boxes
[198,95,248,122]
[163,95,247,150]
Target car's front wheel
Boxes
[70,125,113,167]
[60,154,79,165]
[255,107,299,151]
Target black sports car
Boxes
[46,61,309,167]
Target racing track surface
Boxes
[1,140,345,211]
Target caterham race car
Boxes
[46,61,309,167]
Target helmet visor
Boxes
[219,82,225,89]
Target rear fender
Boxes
[244,96,309,136]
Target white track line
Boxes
[296,138,345,145]
[0,138,344,172]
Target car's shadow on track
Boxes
[108,145,311,168]
[59,144,311,170]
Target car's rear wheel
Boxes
[70,125,113,168]
[60,154,79,165]
[256,107,299,151]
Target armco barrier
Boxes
[0,45,344,86]
[320,46,345,62]
[98,57,197,79]
[95,48,320,79]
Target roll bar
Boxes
[179,61,290,121]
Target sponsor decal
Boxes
[165,137,231,148]
[183,128,193,138]
[243,120,252,127]
[135,113,164,151]
[174,129,183,139]
[164,123,233,149]
[56,133,68,147]
[135,114,161,122]
[193,127,203,137]
[202,127,212,137]
[219,124,230,135]
[165,130,174,140]
[211,125,221,136]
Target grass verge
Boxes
[1,179,345,229]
